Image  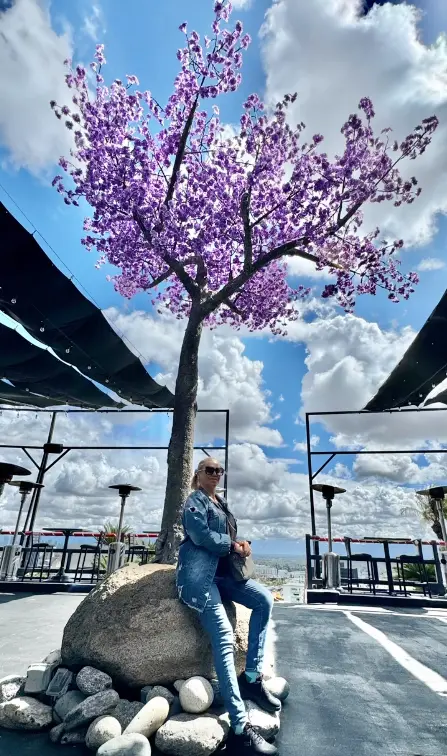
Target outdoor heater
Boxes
[107,484,142,574]
[0,481,44,580]
[0,462,31,498]
[312,483,346,589]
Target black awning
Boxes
[365,289,447,411]
[0,203,174,409]
[0,380,66,408]
[0,323,121,409]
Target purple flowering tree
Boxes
[51,1,437,562]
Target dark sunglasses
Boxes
[202,466,225,477]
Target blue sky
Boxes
[1,0,447,549]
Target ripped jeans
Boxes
[198,576,273,731]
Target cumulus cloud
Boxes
[417,257,446,272]
[262,0,447,248]
[0,0,75,173]
[105,307,284,447]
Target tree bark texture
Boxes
[153,306,204,563]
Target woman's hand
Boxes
[233,540,251,557]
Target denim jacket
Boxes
[176,488,235,612]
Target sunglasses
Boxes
[201,466,225,477]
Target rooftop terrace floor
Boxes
[1,594,447,755]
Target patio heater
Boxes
[417,486,447,587]
[0,462,31,498]
[0,481,44,580]
[312,483,346,589]
[106,484,142,575]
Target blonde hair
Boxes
[191,458,220,490]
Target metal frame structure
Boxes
[305,407,447,570]
[0,407,230,534]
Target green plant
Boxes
[401,489,447,540]
[393,562,436,592]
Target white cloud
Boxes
[287,256,333,281]
[82,4,104,41]
[105,307,284,447]
[231,0,252,9]
[294,434,319,452]
[262,0,447,248]
[0,0,75,173]
[417,257,446,272]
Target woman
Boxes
[176,458,280,755]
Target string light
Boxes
[11,298,16,304]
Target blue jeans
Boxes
[198,576,274,730]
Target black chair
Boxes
[396,554,432,598]
[73,543,103,583]
[343,537,377,594]
[127,544,150,565]
[20,543,54,581]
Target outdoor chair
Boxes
[395,554,432,598]
[73,543,102,583]
[20,543,54,581]
[127,544,150,565]
[343,537,377,594]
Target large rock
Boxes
[155,713,229,756]
[124,696,169,738]
[245,700,280,740]
[62,564,250,687]
[143,685,174,706]
[0,696,52,730]
[53,689,85,723]
[264,676,290,702]
[0,675,24,703]
[77,666,113,695]
[113,700,144,730]
[97,732,151,755]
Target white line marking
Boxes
[345,611,447,696]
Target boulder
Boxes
[143,686,174,706]
[245,700,280,740]
[264,676,290,702]
[64,689,119,732]
[53,689,85,723]
[0,696,52,730]
[113,700,144,730]
[97,732,151,755]
[86,715,122,750]
[0,675,24,703]
[77,666,113,696]
[124,696,169,738]
[155,712,229,756]
[42,649,62,666]
[179,677,214,714]
[62,564,250,687]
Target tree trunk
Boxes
[153,305,204,563]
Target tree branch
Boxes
[165,95,200,206]
[241,191,253,273]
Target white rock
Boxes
[86,715,122,750]
[124,696,169,738]
[0,696,52,730]
[113,699,144,730]
[173,679,185,692]
[76,666,113,696]
[143,685,174,706]
[0,675,24,703]
[264,676,290,702]
[245,700,280,740]
[24,662,58,694]
[97,732,151,755]
[155,712,229,756]
[42,649,62,665]
[179,676,214,714]
[53,689,86,722]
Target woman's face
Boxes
[197,459,224,492]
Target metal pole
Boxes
[436,499,447,543]
[26,412,57,535]
[11,491,28,548]
[326,500,333,552]
[224,410,230,499]
[306,413,320,577]
[113,495,127,572]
